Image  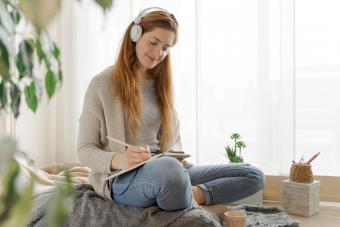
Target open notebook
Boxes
[105,151,191,180]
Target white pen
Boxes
[299,155,304,164]
[106,136,131,147]
[106,136,149,151]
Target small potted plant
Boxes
[225,133,247,163]
[224,133,263,204]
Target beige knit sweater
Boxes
[77,66,182,200]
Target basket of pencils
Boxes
[290,152,320,183]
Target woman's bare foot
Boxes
[192,186,206,205]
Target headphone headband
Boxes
[133,7,170,24]
[130,7,172,43]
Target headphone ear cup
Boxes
[130,24,143,42]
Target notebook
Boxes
[105,151,191,180]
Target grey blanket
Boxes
[28,184,222,227]
[230,204,300,227]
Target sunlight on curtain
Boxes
[195,0,339,176]
[295,0,340,176]
[15,0,340,176]
[195,0,260,167]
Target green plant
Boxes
[0,137,75,227]
[0,0,114,118]
[224,133,247,163]
[0,0,61,118]
[46,171,75,227]
[0,1,114,226]
[0,139,33,226]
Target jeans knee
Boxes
[159,157,189,187]
[155,157,192,210]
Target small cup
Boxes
[224,211,247,227]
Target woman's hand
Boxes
[125,145,151,168]
[111,145,151,170]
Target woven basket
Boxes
[289,163,313,183]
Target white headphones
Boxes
[130,7,170,43]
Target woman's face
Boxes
[135,27,175,72]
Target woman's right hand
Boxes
[111,145,151,170]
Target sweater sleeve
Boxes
[77,78,117,174]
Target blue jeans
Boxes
[111,156,265,211]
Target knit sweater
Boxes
[77,66,182,200]
[124,79,162,153]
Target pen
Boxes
[106,136,131,147]
[306,152,321,164]
[106,136,149,151]
[299,155,304,164]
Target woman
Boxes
[77,7,264,211]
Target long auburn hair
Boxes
[113,10,179,148]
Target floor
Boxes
[204,201,340,227]
[266,201,340,227]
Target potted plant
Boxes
[225,133,247,163]
[224,133,264,204]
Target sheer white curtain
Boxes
[15,0,340,176]
[194,0,340,176]
[295,0,340,176]
[15,0,132,166]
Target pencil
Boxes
[106,136,131,147]
[306,152,321,164]
[106,136,150,152]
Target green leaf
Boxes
[52,41,63,83]
[36,38,51,69]
[225,145,244,163]
[2,180,34,227]
[45,70,56,98]
[10,83,21,118]
[0,40,10,81]
[0,158,34,227]
[47,171,75,227]
[52,42,60,59]
[0,140,33,227]
[35,39,45,63]
[225,146,235,158]
[232,156,243,163]
[236,141,246,148]
[16,56,26,79]
[0,80,7,109]
[0,41,9,67]
[9,9,21,24]
[17,40,35,79]
[230,133,241,140]
[24,81,38,112]
[26,39,35,49]
[0,160,20,223]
